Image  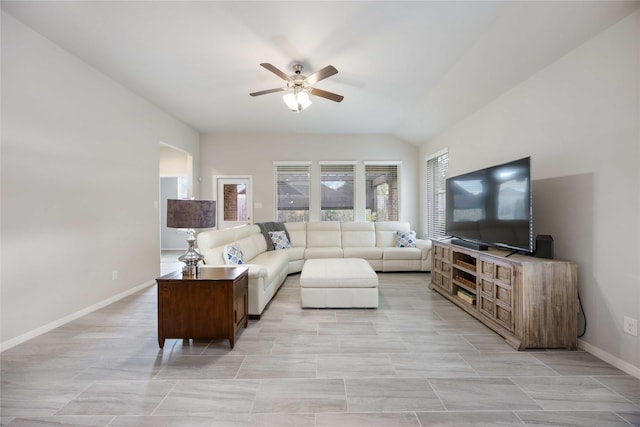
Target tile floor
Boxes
[2,268,640,426]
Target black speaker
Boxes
[535,235,554,259]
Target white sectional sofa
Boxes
[196,221,431,317]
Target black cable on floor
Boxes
[578,292,587,338]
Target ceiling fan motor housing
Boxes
[291,64,307,88]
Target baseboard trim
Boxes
[0,280,156,352]
[578,338,640,379]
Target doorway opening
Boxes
[159,143,193,275]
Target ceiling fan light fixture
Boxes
[251,63,342,110]
[283,90,312,112]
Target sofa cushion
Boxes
[201,246,225,265]
[396,230,417,248]
[235,233,266,262]
[198,227,236,252]
[269,230,291,250]
[305,247,344,259]
[341,222,376,247]
[282,246,305,262]
[250,250,290,290]
[343,247,383,259]
[306,221,341,247]
[375,221,411,247]
[383,247,422,260]
[223,243,244,264]
[285,222,307,247]
[197,225,262,266]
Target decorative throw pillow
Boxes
[223,243,244,265]
[396,230,417,248]
[269,230,291,250]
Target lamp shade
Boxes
[166,199,216,229]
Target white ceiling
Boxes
[2,1,638,145]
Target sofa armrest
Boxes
[242,263,269,279]
[415,238,432,260]
[199,263,268,279]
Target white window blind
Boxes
[320,163,355,221]
[364,163,400,221]
[274,163,311,222]
[426,150,449,239]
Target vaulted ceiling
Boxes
[2,1,638,144]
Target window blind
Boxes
[320,163,355,221]
[364,163,399,221]
[426,151,449,239]
[274,163,310,222]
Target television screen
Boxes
[445,157,532,253]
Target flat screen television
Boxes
[445,156,533,254]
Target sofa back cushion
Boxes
[197,224,266,265]
[198,227,235,251]
[375,221,410,248]
[306,221,341,248]
[341,222,376,247]
[197,227,237,265]
[233,225,267,262]
[285,222,307,247]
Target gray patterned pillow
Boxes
[268,231,291,250]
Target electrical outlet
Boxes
[112,270,118,281]
[624,316,637,336]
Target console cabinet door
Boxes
[479,257,514,333]
[431,242,453,293]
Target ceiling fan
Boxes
[250,63,344,112]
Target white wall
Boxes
[199,134,419,228]
[0,13,200,348]
[420,11,640,371]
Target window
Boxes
[320,162,355,221]
[364,162,400,221]
[274,163,311,222]
[426,150,449,239]
[223,183,247,221]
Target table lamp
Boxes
[166,199,216,275]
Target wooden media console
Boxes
[430,239,578,350]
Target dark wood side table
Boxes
[156,266,249,349]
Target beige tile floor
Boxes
[2,266,640,426]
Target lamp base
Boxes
[182,264,198,276]
[179,229,204,276]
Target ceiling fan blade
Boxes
[305,65,338,85]
[260,63,291,81]
[250,88,286,97]
[309,87,344,103]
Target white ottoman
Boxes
[300,258,378,308]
